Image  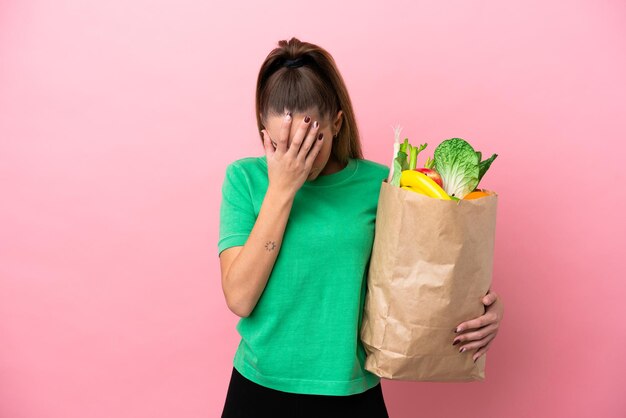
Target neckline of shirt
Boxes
[258,155,358,188]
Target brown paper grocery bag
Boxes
[360,180,498,381]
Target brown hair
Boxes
[255,37,363,165]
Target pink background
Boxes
[1,1,624,417]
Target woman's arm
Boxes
[220,188,294,317]
[219,112,324,317]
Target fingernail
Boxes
[473,357,478,363]
[313,120,318,128]
[304,115,310,123]
[454,327,460,333]
[286,113,292,121]
[460,347,466,353]
[318,133,323,140]
[452,339,460,346]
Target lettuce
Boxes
[433,138,498,198]
[433,138,480,199]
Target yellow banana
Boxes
[400,170,452,200]
[401,185,428,196]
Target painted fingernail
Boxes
[460,347,466,353]
[452,339,460,346]
[313,120,319,128]
[304,115,310,123]
[454,327,460,333]
[317,133,323,140]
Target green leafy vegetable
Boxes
[477,153,498,182]
[390,150,408,186]
[433,138,480,199]
[408,147,417,170]
[399,138,409,154]
[408,143,427,170]
[433,138,498,198]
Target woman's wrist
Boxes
[266,184,296,205]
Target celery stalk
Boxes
[409,146,417,170]
[399,138,408,154]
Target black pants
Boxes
[221,367,389,418]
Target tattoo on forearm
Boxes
[264,241,277,251]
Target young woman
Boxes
[218,37,504,417]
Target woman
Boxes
[218,37,504,417]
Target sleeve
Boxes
[217,163,257,256]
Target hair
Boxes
[255,37,364,165]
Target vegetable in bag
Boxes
[433,138,498,199]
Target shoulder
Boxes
[222,156,267,191]
[224,155,267,177]
[227,155,266,170]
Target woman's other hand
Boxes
[260,112,324,197]
[452,289,504,362]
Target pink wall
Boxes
[1,1,624,417]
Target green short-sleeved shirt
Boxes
[218,155,389,396]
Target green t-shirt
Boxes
[218,155,389,396]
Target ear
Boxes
[333,110,343,135]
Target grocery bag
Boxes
[360,180,498,381]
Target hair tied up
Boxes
[283,57,305,68]
[255,37,364,165]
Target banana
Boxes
[400,170,452,200]
[401,185,428,196]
